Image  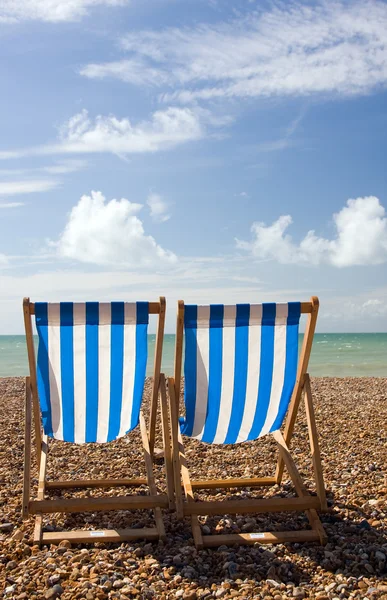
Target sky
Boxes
[0,0,386,334]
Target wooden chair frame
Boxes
[22,296,173,545]
[166,296,328,548]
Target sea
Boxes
[0,333,386,378]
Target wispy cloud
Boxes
[42,159,88,174]
[0,180,59,195]
[0,202,25,208]
[0,108,205,160]
[81,1,387,103]
[0,0,129,23]
[236,196,387,267]
[0,160,87,176]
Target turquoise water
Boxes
[0,333,385,377]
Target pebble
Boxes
[267,579,281,589]
[325,582,337,592]
[45,585,64,599]
[4,586,16,596]
[182,592,197,600]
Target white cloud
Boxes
[53,190,177,266]
[42,159,88,174]
[81,58,169,86]
[0,0,128,23]
[236,196,387,267]
[0,180,59,195]
[0,254,8,265]
[81,1,387,103]
[0,108,205,160]
[0,202,25,208]
[147,193,170,222]
[361,298,387,316]
[0,160,87,177]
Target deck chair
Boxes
[166,296,327,548]
[22,297,172,545]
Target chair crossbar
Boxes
[46,478,148,490]
[202,530,321,547]
[29,494,169,515]
[41,528,160,544]
[190,476,276,490]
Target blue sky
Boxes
[0,0,386,333]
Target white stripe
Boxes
[192,306,210,439]
[118,304,137,437]
[46,303,60,325]
[73,304,86,444]
[97,304,111,443]
[236,304,262,443]
[259,303,288,437]
[47,304,63,440]
[124,303,138,325]
[212,305,236,444]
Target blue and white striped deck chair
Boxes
[22,297,171,546]
[167,297,327,548]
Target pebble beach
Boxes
[1,376,386,599]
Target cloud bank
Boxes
[236,196,387,267]
[54,190,177,266]
[81,1,387,103]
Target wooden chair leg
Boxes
[139,412,166,540]
[159,375,175,509]
[34,434,48,545]
[272,430,327,544]
[167,378,184,520]
[22,378,32,520]
[304,375,328,511]
[149,296,166,455]
[276,297,319,484]
[177,429,204,549]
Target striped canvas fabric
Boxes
[35,302,149,444]
[181,302,301,445]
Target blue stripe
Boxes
[247,303,276,440]
[85,302,99,443]
[107,302,124,441]
[129,302,149,431]
[201,304,224,443]
[224,304,250,444]
[270,302,301,432]
[181,305,197,436]
[60,303,75,442]
[136,301,149,325]
[35,303,52,436]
